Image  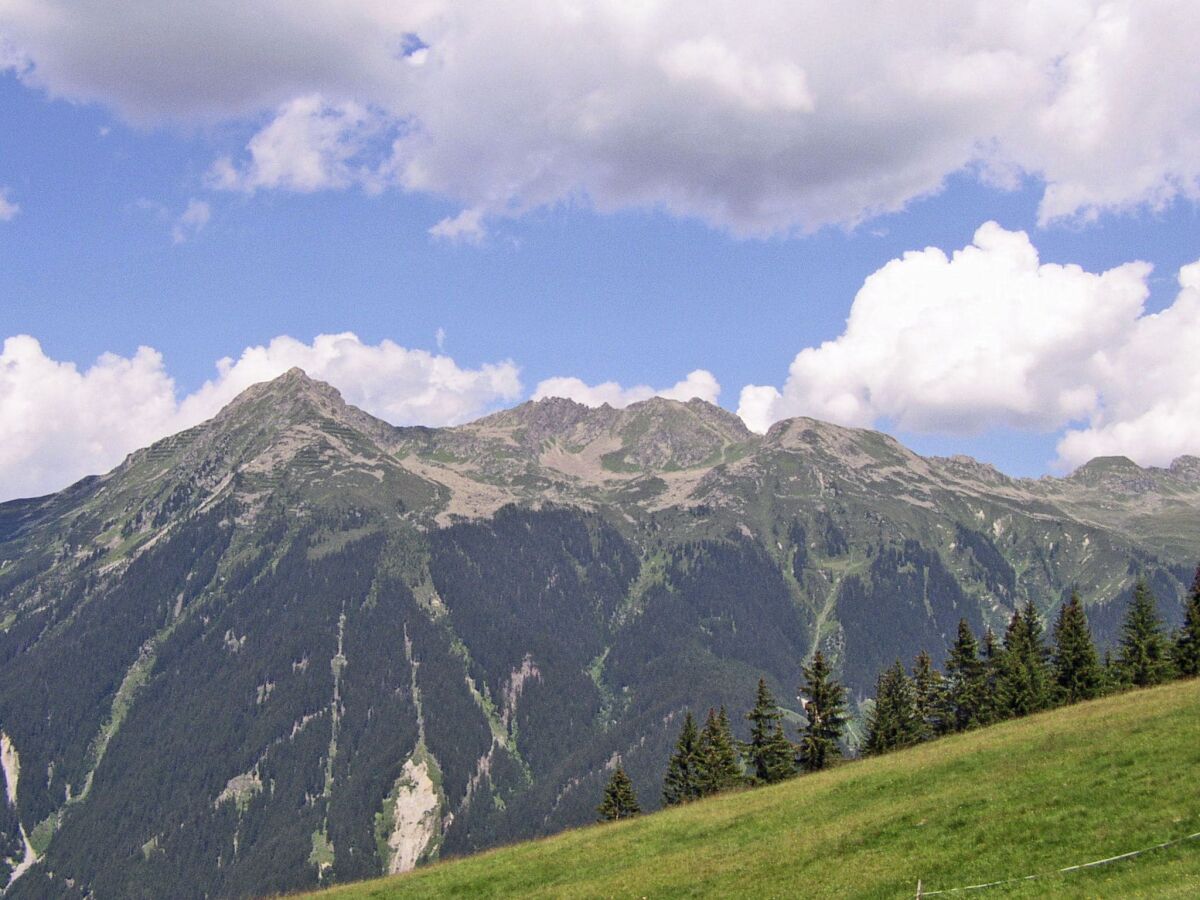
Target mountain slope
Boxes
[0,370,1196,897]
[312,679,1200,899]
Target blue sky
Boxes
[2,3,1200,499]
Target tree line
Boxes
[599,568,1200,820]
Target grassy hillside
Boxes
[305,680,1200,899]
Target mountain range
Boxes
[0,368,1196,898]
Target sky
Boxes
[2,1,1200,500]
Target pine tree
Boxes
[797,651,847,772]
[863,660,921,756]
[1173,566,1200,678]
[942,619,986,731]
[695,707,741,796]
[597,765,640,821]
[979,627,1002,725]
[742,678,795,784]
[1117,579,1174,687]
[762,723,796,783]
[718,706,740,767]
[911,650,945,739]
[1051,591,1102,703]
[997,601,1052,717]
[1101,648,1118,695]
[662,711,701,806]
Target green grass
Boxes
[304,680,1200,899]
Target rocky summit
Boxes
[1,370,1197,898]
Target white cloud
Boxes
[738,223,1200,469]
[534,369,720,408]
[738,223,1150,433]
[0,188,19,221]
[171,198,210,244]
[0,336,180,501]
[0,32,28,73]
[209,95,388,193]
[1054,262,1200,468]
[0,333,522,500]
[658,37,814,113]
[428,207,485,244]
[180,333,522,427]
[4,2,1200,232]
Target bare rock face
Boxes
[1170,455,1200,484]
[383,756,441,874]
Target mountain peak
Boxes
[766,415,905,452]
[207,368,400,446]
[124,369,395,481]
[1065,455,1159,494]
[1068,455,1142,480]
[1169,455,1200,483]
[433,394,755,477]
[622,396,753,438]
[471,396,617,439]
[226,366,343,409]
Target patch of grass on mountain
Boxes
[306,679,1200,899]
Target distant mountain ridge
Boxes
[0,369,1196,898]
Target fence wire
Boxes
[917,829,1200,896]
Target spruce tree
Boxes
[743,678,795,784]
[979,626,1002,725]
[997,601,1052,717]
[797,651,847,773]
[695,707,741,796]
[1117,579,1174,687]
[1101,648,1118,695]
[911,650,945,739]
[942,619,986,731]
[863,660,921,756]
[718,706,739,762]
[761,723,796,783]
[1173,566,1200,678]
[597,765,640,821]
[662,711,701,806]
[1051,591,1102,703]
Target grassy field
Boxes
[305,679,1200,899]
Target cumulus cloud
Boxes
[738,223,1200,469]
[179,333,522,427]
[0,33,27,73]
[0,188,18,221]
[534,369,720,408]
[209,95,391,193]
[0,333,522,500]
[1054,262,1200,467]
[171,198,210,244]
[658,37,814,113]
[0,336,180,501]
[737,223,1150,433]
[428,207,485,244]
[4,2,1200,232]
